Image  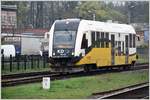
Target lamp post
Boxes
[128,3,135,24]
[93,13,96,21]
[88,10,96,21]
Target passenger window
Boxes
[101,32,104,48]
[99,32,101,47]
[125,35,128,48]
[115,41,118,48]
[96,32,100,47]
[118,33,120,37]
[129,34,132,48]
[111,34,115,48]
[106,33,109,48]
[137,36,140,41]
[1,49,4,54]
[122,42,124,54]
[81,34,88,49]
[91,31,95,47]
[118,41,121,56]
[101,32,104,39]
[133,34,135,47]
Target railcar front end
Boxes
[48,19,81,71]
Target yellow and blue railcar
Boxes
[48,19,136,71]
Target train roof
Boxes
[56,18,136,34]
[81,19,136,34]
[55,18,136,34]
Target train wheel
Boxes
[84,66,90,72]
[131,61,136,70]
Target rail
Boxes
[91,82,149,99]
[2,63,149,87]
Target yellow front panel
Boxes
[128,54,136,64]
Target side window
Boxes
[99,32,101,47]
[118,41,121,56]
[1,49,4,54]
[129,34,132,48]
[118,33,120,37]
[106,32,109,48]
[101,32,104,48]
[81,34,88,49]
[115,41,118,48]
[133,34,135,48]
[125,35,128,48]
[137,36,140,41]
[122,41,124,54]
[111,34,115,48]
[96,32,100,47]
[91,31,95,47]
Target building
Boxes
[1,5,17,29]
[131,23,149,46]
[136,31,145,46]
[1,28,49,55]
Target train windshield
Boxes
[53,30,76,48]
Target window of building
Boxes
[137,36,140,41]
[4,16,6,21]
[1,16,5,23]
[8,16,11,23]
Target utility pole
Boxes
[127,2,135,24]
[88,10,96,21]
[93,13,95,21]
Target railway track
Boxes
[2,63,149,87]
[91,82,149,99]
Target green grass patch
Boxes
[137,54,149,63]
[2,69,149,99]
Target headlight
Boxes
[53,52,55,55]
[72,52,74,55]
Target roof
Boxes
[1,28,49,36]
[22,29,49,36]
[1,5,17,11]
[81,19,136,34]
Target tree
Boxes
[76,1,127,23]
[124,1,149,23]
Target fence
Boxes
[136,47,149,63]
[1,54,49,75]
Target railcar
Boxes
[48,18,137,72]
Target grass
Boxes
[137,54,149,63]
[2,69,149,99]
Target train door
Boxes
[125,35,129,64]
[111,34,115,65]
[81,33,88,56]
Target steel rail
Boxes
[91,82,149,99]
[2,63,149,87]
